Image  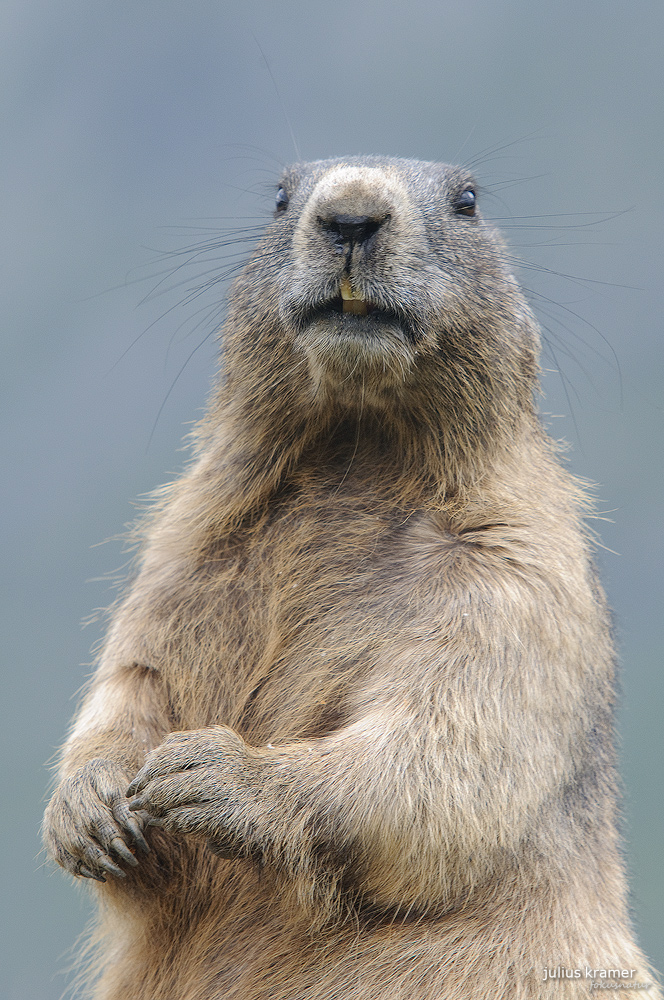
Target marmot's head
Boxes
[222,157,540,439]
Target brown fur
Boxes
[43,157,660,999]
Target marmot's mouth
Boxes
[305,296,411,335]
[318,295,394,322]
[287,277,422,344]
[299,279,418,342]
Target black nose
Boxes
[318,214,386,250]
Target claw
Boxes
[79,866,106,882]
[124,817,150,854]
[126,776,143,797]
[96,854,127,878]
[110,837,139,867]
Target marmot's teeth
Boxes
[342,299,369,315]
[340,276,368,315]
[340,276,362,301]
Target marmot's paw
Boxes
[43,758,150,881]
[126,726,252,858]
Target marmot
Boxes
[43,156,660,999]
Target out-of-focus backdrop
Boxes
[2,2,662,995]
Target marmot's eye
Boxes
[276,187,289,212]
[455,189,476,217]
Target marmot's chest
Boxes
[255,494,450,625]
[219,499,475,742]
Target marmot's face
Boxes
[230,156,538,413]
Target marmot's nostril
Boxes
[318,214,387,249]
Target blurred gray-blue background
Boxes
[2,2,662,995]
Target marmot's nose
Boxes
[318,213,387,251]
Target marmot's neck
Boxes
[137,399,546,577]
[191,384,541,537]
